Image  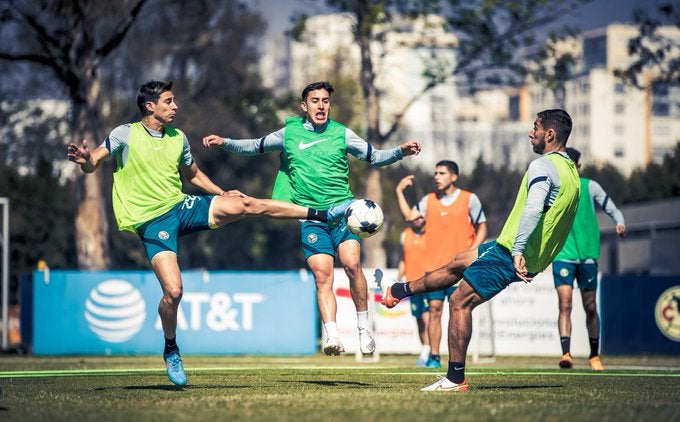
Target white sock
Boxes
[324,321,338,338]
[356,311,369,330]
[420,345,431,360]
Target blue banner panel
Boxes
[33,270,318,355]
[600,276,680,354]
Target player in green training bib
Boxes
[203,81,422,356]
[67,81,344,387]
[552,147,627,371]
[375,109,580,392]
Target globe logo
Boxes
[655,286,680,342]
[84,279,147,343]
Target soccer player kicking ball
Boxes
[68,81,349,386]
[376,109,580,392]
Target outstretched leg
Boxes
[210,194,312,226]
[384,247,479,305]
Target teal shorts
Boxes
[136,195,215,261]
[410,293,429,317]
[300,220,361,259]
[463,241,537,301]
[425,285,457,302]
[552,261,599,290]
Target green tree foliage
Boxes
[580,142,680,204]
[613,2,680,88]
[0,160,77,281]
[580,162,628,204]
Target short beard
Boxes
[532,139,545,154]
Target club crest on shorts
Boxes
[654,285,680,342]
[158,230,170,240]
[560,268,569,277]
[307,233,318,244]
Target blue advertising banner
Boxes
[600,276,680,354]
[33,270,318,355]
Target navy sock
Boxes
[560,336,571,355]
[447,361,466,384]
[391,282,412,300]
[589,337,599,358]
[164,337,178,355]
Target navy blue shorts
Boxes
[425,285,457,302]
[552,261,599,290]
[410,293,429,317]
[300,220,361,259]
[136,195,216,261]
[463,241,536,301]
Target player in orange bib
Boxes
[394,162,487,368]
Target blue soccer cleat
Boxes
[163,349,188,386]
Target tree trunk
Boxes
[72,80,110,270]
[357,18,386,268]
[74,170,110,269]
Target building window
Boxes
[614,146,625,157]
[652,102,670,116]
[615,82,625,94]
[614,124,625,135]
[652,82,669,96]
[614,102,625,114]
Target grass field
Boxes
[1,354,679,421]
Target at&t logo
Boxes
[84,279,146,343]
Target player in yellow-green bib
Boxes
[375,109,580,392]
[203,81,422,356]
[67,81,346,387]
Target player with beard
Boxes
[376,109,580,391]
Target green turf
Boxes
[0,354,679,421]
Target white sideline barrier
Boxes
[334,267,590,357]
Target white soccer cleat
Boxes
[358,328,376,355]
[322,336,345,356]
[420,376,469,392]
[374,269,399,308]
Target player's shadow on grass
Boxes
[94,384,249,391]
[93,385,187,391]
[295,380,373,387]
[474,384,563,390]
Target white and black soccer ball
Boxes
[345,199,384,238]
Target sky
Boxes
[250,0,662,37]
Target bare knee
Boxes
[428,301,443,318]
[559,299,573,315]
[163,285,183,307]
[313,269,334,292]
[240,196,265,216]
[342,261,362,281]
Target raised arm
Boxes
[345,128,421,167]
[202,129,285,155]
[395,175,421,220]
[67,139,110,173]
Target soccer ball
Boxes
[345,199,384,238]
